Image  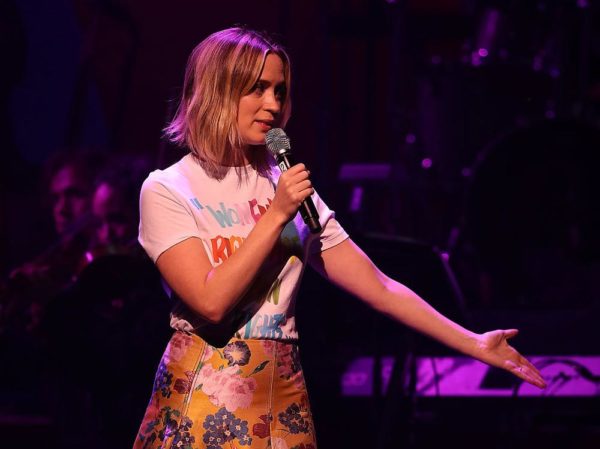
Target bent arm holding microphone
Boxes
[155,162,313,324]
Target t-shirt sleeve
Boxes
[309,189,349,254]
[138,176,202,263]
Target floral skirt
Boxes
[133,331,317,449]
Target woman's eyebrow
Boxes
[257,76,285,84]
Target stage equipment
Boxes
[458,119,600,309]
[342,355,600,397]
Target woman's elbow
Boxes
[188,294,228,324]
[202,311,226,325]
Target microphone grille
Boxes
[265,128,291,155]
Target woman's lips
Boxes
[256,120,273,131]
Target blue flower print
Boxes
[278,403,310,434]
[202,407,252,449]
[154,361,173,398]
[171,416,195,449]
[223,341,251,366]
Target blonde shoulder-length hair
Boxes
[165,27,292,179]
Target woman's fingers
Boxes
[280,167,312,196]
[273,164,315,221]
[505,352,547,389]
[283,168,311,185]
[512,362,546,389]
[519,357,546,388]
[296,179,313,193]
[284,163,308,177]
[292,182,314,205]
[480,330,547,390]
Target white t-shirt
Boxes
[138,153,348,341]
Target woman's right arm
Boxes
[154,163,312,323]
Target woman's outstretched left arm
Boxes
[309,238,546,389]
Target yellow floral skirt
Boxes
[133,331,317,449]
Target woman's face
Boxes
[237,53,286,150]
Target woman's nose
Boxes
[263,89,280,114]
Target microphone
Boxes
[265,128,322,234]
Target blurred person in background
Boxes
[0,149,105,440]
[0,150,104,337]
[45,156,171,449]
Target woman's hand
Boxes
[475,329,546,389]
[269,163,314,225]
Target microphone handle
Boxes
[276,152,322,234]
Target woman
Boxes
[134,27,545,449]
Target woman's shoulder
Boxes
[143,154,199,186]
[139,154,197,199]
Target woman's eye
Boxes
[252,83,265,95]
[275,87,286,100]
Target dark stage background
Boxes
[1,1,599,448]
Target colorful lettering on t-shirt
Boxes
[189,197,273,228]
[189,198,203,210]
[239,312,286,339]
[210,235,246,264]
